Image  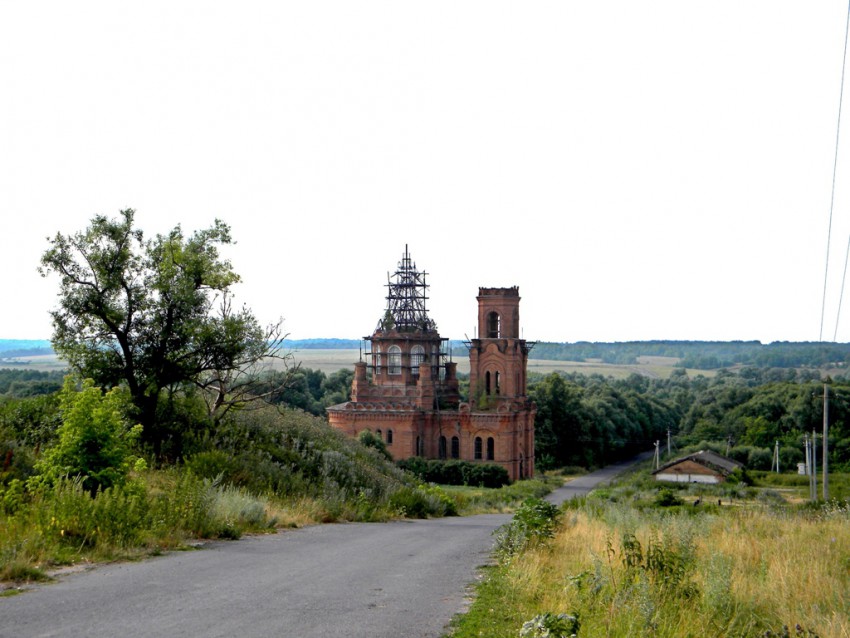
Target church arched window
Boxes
[388,345,402,375]
[451,436,459,459]
[487,437,495,461]
[474,436,483,460]
[411,345,425,375]
[438,435,447,459]
[373,345,382,373]
[487,312,500,338]
[386,429,393,445]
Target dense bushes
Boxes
[0,379,458,581]
[396,457,509,488]
[31,378,144,494]
[182,405,453,518]
[0,471,277,580]
[0,369,64,398]
[493,497,562,560]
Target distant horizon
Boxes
[4,337,850,347]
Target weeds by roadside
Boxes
[449,471,850,638]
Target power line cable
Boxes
[820,0,850,341]
[834,234,850,340]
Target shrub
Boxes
[494,497,562,560]
[31,378,144,494]
[520,612,580,638]
[357,430,392,461]
[747,447,773,471]
[654,488,683,507]
[397,458,509,488]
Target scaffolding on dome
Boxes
[376,245,437,333]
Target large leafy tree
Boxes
[40,209,291,454]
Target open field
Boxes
[0,349,718,379]
[0,354,66,372]
[288,350,715,379]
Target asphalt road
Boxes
[1,459,644,638]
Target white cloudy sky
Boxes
[2,1,850,344]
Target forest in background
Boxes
[3,363,843,475]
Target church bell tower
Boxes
[468,287,530,405]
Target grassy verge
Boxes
[0,470,449,586]
[448,471,850,638]
[1,403,461,587]
[443,473,570,515]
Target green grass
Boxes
[751,469,850,502]
[442,475,563,515]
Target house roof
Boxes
[652,450,743,476]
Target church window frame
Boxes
[388,345,402,375]
[487,311,500,338]
[474,436,483,460]
[386,429,393,445]
[487,437,495,461]
[451,436,460,459]
[411,345,425,375]
[373,345,382,374]
[438,435,447,459]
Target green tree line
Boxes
[529,367,850,472]
[519,340,850,370]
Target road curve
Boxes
[1,458,645,638]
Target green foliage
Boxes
[441,476,558,515]
[39,209,289,456]
[494,497,562,560]
[654,488,683,507]
[357,429,392,461]
[529,372,680,470]
[31,378,144,494]
[0,369,64,398]
[387,484,456,518]
[0,471,275,572]
[615,531,698,597]
[0,392,61,449]
[1,479,24,515]
[397,457,509,488]
[183,405,446,519]
[519,612,580,638]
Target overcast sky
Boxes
[3,1,850,344]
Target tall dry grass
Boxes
[492,502,850,637]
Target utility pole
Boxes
[804,435,813,500]
[812,428,818,501]
[667,429,672,460]
[823,383,829,501]
[654,440,660,470]
[772,440,780,473]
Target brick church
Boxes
[326,247,535,480]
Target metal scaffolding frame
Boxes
[376,245,437,333]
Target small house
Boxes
[652,450,743,484]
